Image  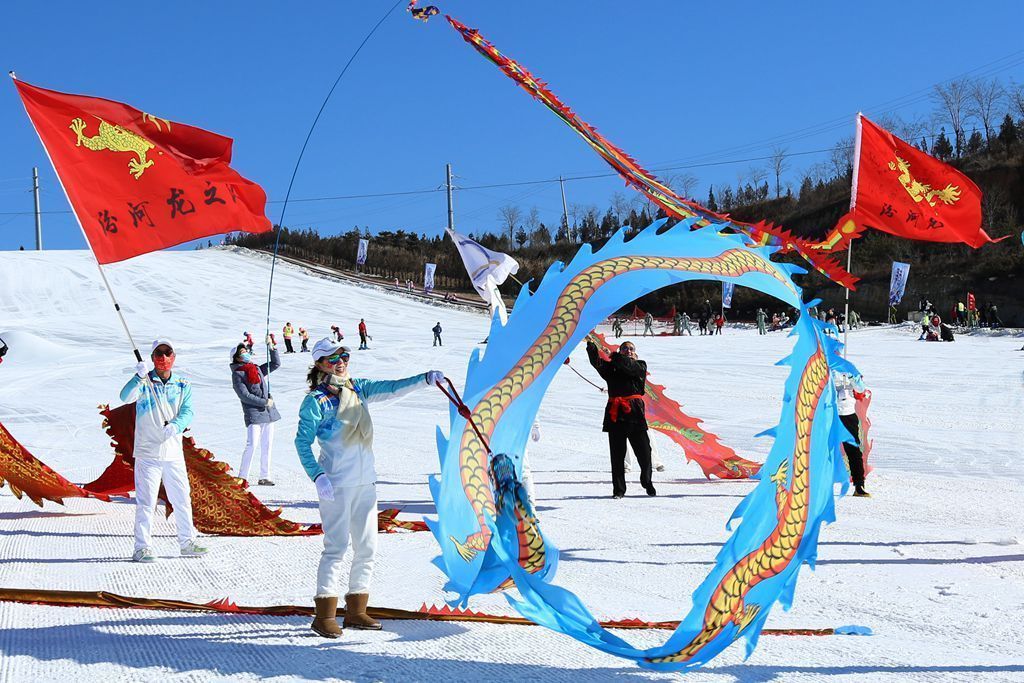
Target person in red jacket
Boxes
[714,314,725,335]
[357,319,369,350]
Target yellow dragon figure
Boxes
[69,116,155,180]
[888,156,961,208]
[646,349,829,664]
[450,249,796,563]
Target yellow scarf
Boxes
[324,373,374,448]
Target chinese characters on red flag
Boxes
[13,79,272,264]
[845,114,999,248]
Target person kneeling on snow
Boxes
[119,339,207,562]
[295,337,442,638]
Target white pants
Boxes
[238,422,275,480]
[316,483,378,598]
[624,438,664,471]
[521,449,536,503]
[134,458,196,552]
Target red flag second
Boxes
[849,115,998,249]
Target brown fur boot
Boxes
[311,596,343,638]
[343,593,382,630]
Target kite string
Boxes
[264,0,406,375]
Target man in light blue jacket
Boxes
[119,339,207,563]
[295,337,442,638]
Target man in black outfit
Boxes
[586,337,656,499]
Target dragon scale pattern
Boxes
[647,348,830,664]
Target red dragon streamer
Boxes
[591,333,761,479]
[445,16,863,288]
[93,404,426,535]
[0,420,109,506]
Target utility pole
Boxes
[32,167,42,250]
[446,163,454,233]
[558,175,569,241]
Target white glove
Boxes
[266,398,275,409]
[162,424,179,440]
[135,362,148,378]
[426,370,444,385]
[315,474,335,501]
[530,423,541,442]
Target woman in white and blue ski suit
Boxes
[295,337,442,638]
[119,339,206,562]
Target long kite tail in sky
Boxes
[443,16,863,289]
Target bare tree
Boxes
[610,192,631,226]
[498,205,522,247]
[568,203,582,242]
[769,146,789,198]
[1012,82,1024,120]
[526,206,541,232]
[969,77,1005,142]
[665,173,699,200]
[829,137,854,179]
[933,78,972,157]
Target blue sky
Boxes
[1,1,1022,251]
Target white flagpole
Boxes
[12,71,171,423]
[843,113,864,358]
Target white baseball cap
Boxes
[151,339,174,353]
[311,337,349,361]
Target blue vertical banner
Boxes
[722,281,735,308]
[356,238,368,266]
[888,261,910,305]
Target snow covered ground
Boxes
[1,248,1022,682]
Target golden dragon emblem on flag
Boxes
[69,116,155,180]
[888,156,961,208]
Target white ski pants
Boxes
[134,458,196,552]
[315,483,378,598]
[238,422,275,480]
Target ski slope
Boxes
[1,248,1023,682]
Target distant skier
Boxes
[432,322,443,347]
[243,331,254,353]
[672,312,682,336]
[358,319,369,350]
[283,323,295,353]
[330,325,344,343]
[756,308,767,335]
[0,335,7,366]
[714,313,725,335]
[642,312,655,337]
[296,337,442,638]
[299,327,310,352]
[119,339,207,562]
[679,312,693,336]
[611,318,624,338]
[698,299,712,335]
[230,342,281,485]
[520,421,541,503]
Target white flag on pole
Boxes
[356,238,368,265]
[446,227,519,316]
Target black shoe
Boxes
[257,479,275,486]
[612,494,624,499]
[853,486,871,498]
[645,486,657,497]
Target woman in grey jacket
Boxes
[230,343,282,485]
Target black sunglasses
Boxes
[153,348,175,357]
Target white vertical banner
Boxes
[888,261,910,305]
[356,238,368,265]
[424,262,436,293]
[722,281,735,308]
